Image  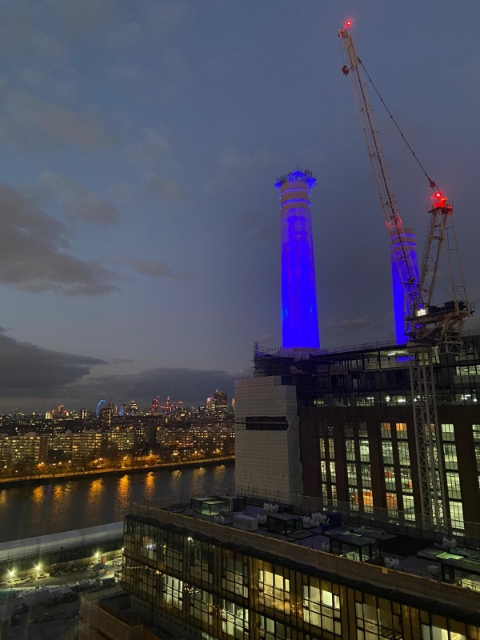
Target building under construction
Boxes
[235,335,480,539]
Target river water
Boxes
[0,463,235,543]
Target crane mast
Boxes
[339,21,472,531]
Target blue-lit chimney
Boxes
[275,169,320,349]
[390,227,420,345]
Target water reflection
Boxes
[144,473,155,500]
[115,475,131,514]
[0,463,234,542]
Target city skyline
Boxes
[0,1,479,411]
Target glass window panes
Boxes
[381,423,392,439]
[446,472,462,500]
[441,424,455,442]
[443,444,458,470]
[382,441,394,465]
[396,423,408,439]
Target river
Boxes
[0,462,235,542]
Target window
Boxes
[321,460,327,482]
[259,616,290,640]
[345,440,356,461]
[397,442,410,467]
[355,595,403,640]
[396,423,408,440]
[349,486,360,511]
[384,466,396,491]
[361,463,371,489]
[449,501,464,531]
[362,490,374,513]
[403,495,415,521]
[446,472,462,500]
[382,441,394,465]
[302,579,341,636]
[400,467,413,494]
[331,484,338,507]
[343,422,354,438]
[190,540,213,582]
[441,424,455,442]
[258,568,290,612]
[222,551,248,598]
[190,589,213,626]
[221,600,249,640]
[165,531,183,573]
[329,460,336,483]
[347,462,357,485]
[329,438,335,458]
[473,425,480,443]
[386,493,398,518]
[359,439,370,462]
[381,423,392,439]
[358,422,368,438]
[443,444,458,471]
[319,439,326,459]
[163,574,183,609]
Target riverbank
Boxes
[0,456,235,488]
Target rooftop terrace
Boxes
[130,492,480,622]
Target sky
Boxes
[0,0,479,412]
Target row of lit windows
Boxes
[123,521,480,640]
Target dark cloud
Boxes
[0,334,105,399]
[47,0,115,33]
[322,316,377,337]
[204,148,284,193]
[109,182,137,207]
[40,171,121,226]
[70,367,235,410]
[108,64,150,87]
[238,209,278,240]
[0,341,233,410]
[161,48,191,98]
[145,172,186,204]
[0,182,118,295]
[106,21,143,51]
[128,129,170,167]
[123,257,193,279]
[0,85,119,152]
[0,7,62,61]
[147,1,190,40]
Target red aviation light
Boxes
[345,19,352,28]
[435,192,442,198]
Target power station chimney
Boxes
[275,169,320,349]
[390,227,420,345]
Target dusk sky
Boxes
[0,0,479,411]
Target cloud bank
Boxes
[0,182,118,295]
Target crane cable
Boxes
[358,57,438,192]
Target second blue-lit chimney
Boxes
[275,169,320,349]
[390,227,420,345]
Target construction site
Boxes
[106,21,480,640]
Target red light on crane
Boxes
[345,20,352,28]
[435,192,442,198]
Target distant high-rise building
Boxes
[275,169,320,349]
[126,400,138,416]
[80,407,87,420]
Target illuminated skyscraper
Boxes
[275,169,320,349]
[390,227,420,345]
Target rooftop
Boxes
[129,492,480,622]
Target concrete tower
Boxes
[390,228,420,345]
[275,169,320,349]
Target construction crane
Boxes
[338,20,472,530]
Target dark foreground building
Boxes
[235,335,480,538]
[121,497,480,640]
